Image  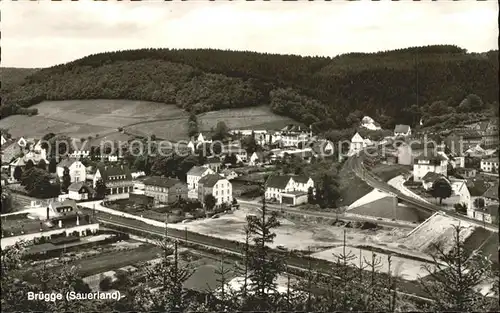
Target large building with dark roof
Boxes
[92,164,133,200]
[143,176,188,204]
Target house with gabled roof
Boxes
[198,174,232,205]
[67,182,95,201]
[265,175,314,206]
[468,204,498,224]
[205,157,222,173]
[249,151,269,166]
[93,164,133,200]
[413,153,448,182]
[480,158,499,173]
[187,166,215,197]
[481,183,499,205]
[57,158,86,183]
[311,140,335,158]
[394,124,411,137]
[421,172,448,190]
[143,176,188,204]
[348,132,366,156]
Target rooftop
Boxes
[482,183,499,201]
[57,158,79,168]
[143,176,184,188]
[198,174,225,188]
[422,172,448,184]
[187,165,211,177]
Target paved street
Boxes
[349,154,498,232]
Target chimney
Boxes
[46,206,50,220]
[58,220,62,228]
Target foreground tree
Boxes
[61,166,71,193]
[13,166,22,181]
[203,194,217,213]
[37,159,47,170]
[245,194,284,310]
[419,225,498,311]
[95,179,107,199]
[429,178,452,205]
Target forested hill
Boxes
[1,45,498,132]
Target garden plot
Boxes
[312,246,436,281]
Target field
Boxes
[125,119,189,141]
[337,159,373,207]
[197,106,296,132]
[312,246,435,281]
[371,164,412,182]
[0,100,189,140]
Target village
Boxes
[1,114,499,308]
[1,113,498,242]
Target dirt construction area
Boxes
[167,207,410,252]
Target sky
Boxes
[1,0,498,68]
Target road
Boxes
[349,153,498,232]
[237,200,416,229]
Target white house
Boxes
[57,159,86,183]
[67,182,95,201]
[450,179,472,209]
[198,174,233,205]
[265,175,314,206]
[187,141,196,153]
[394,124,411,137]
[348,132,366,156]
[311,140,335,158]
[265,132,282,145]
[187,166,215,198]
[281,133,312,148]
[249,151,267,166]
[220,169,238,180]
[360,116,381,131]
[412,154,448,182]
[480,158,499,173]
[451,156,466,169]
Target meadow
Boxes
[197,106,296,132]
[0,100,189,140]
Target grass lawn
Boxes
[0,100,188,140]
[371,164,412,182]
[337,161,373,207]
[197,106,296,132]
[126,119,189,141]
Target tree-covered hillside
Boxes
[1,45,498,132]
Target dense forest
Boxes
[1,45,498,132]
